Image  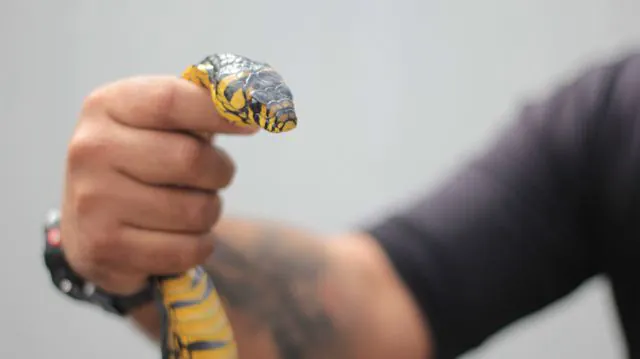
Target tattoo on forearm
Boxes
[205,227,345,359]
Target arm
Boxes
[131,53,635,358]
[56,75,430,358]
[131,218,431,359]
[363,55,632,358]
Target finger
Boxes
[92,270,150,296]
[83,75,259,135]
[109,121,236,191]
[112,175,223,233]
[72,167,222,232]
[116,226,216,275]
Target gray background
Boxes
[2,0,640,358]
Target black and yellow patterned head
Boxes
[183,53,298,133]
[244,70,297,133]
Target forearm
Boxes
[130,217,430,359]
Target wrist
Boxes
[43,209,155,316]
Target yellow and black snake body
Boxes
[156,53,298,359]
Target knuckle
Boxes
[175,138,204,173]
[66,125,112,169]
[148,81,177,120]
[81,87,109,114]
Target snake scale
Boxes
[156,53,298,359]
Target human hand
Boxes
[60,76,257,295]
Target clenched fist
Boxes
[61,76,258,295]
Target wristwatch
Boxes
[42,209,155,316]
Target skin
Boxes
[61,76,431,359]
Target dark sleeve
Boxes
[365,54,634,358]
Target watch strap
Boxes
[43,209,154,316]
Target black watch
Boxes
[43,209,155,316]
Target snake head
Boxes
[249,82,298,133]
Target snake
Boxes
[155,53,298,359]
